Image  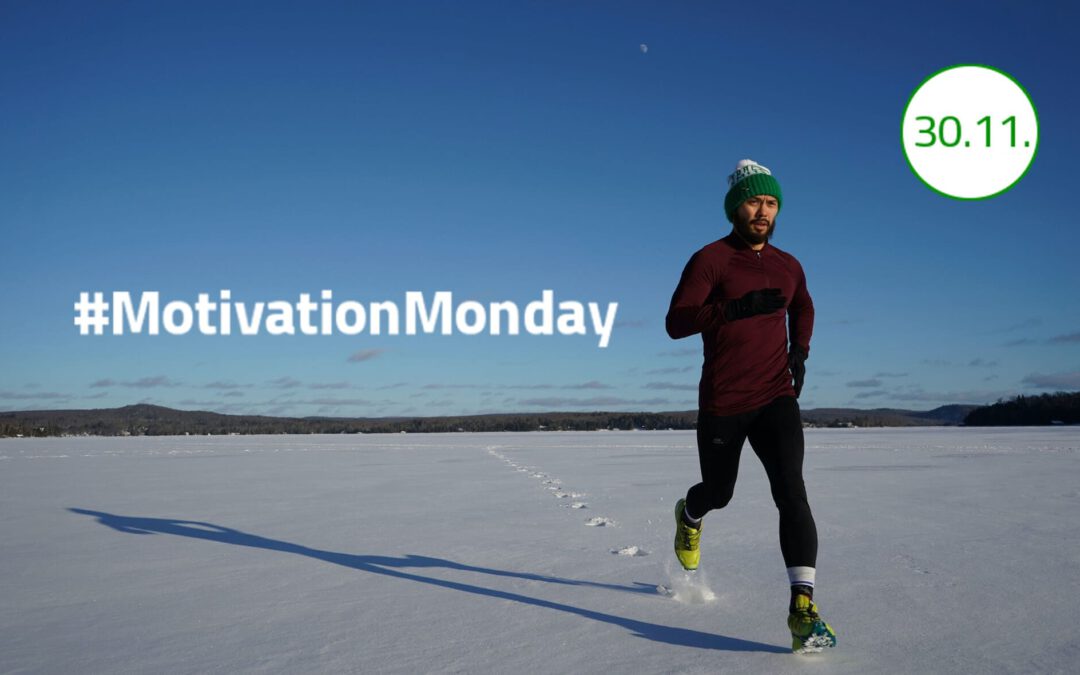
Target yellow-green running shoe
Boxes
[673,498,701,571]
[788,593,837,654]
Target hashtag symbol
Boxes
[74,292,110,335]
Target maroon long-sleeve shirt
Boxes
[666,232,814,416]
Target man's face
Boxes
[732,194,779,245]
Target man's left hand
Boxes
[789,347,808,398]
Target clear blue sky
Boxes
[2,0,1078,417]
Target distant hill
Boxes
[0,402,992,437]
[800,404,978,428]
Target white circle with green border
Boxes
[901,64,1038,200]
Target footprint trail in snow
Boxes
[485,446,632,529]
[486,446,659,579]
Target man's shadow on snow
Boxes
[69,508,787,654]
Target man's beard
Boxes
[733,212,776,245]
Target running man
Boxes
[665,159,836,653]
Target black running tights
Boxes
[684,395,818,569]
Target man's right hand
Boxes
[724,288,786,322]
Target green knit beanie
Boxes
[724,159,783,222]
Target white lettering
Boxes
[266,300,295,335]
[407,291,452,335]
[163,300,193,335]
[81,290,619,347]
[526,289,554,336]
[113,291,159,335]
[336,301,367,335]
[589,302,619,348]
[456,300,486,335]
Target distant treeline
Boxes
[0,405,700,438]
[0,400,1005,438]
[962,391,1080,426]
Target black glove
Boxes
[789,347,807,398]
[724,288,786,322]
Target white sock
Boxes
[787,566,816,589]
[683,506,702,525]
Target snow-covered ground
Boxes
[2,427,1078,674]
